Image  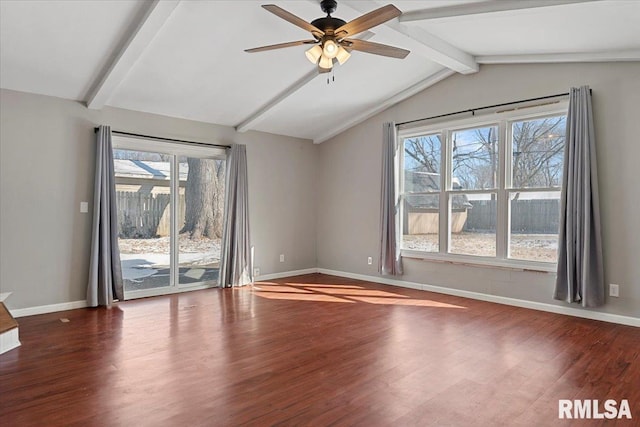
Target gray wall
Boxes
[2,62,639,319]
[0,89,318,310]
[317,62,640,318]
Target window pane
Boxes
[404,134,442,192]
[402,194,439,252]
[449,193,496,257]
[114,149,172,292]
[451,126,498,190]
[511,116,566,188]
[178,157,225,286]
[509,191,560,262]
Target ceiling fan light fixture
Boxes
[305,45,323,64]
[318,54,333,70]
[322,39,339,59]
[335,45,351,65]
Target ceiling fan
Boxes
[245,0,410,73]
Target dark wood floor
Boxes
[1,273,638,426]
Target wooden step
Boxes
[0,302,18,334]
[0,301,21,354]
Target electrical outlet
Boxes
[253,267,260,277]
[609,283,619,297]
[367,257,373,265]
[279,254,285,262]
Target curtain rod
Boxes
[395,89,590,127]
[94,128,231,149]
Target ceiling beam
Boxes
[341,1,478,74]
[313,68,456,144]
[477,49,640,64]
[86,0,181,109]
[235,69,321,133]
[399,0,601,22]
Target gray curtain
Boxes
[554,86,604,307]
[87,125,124,306]
[220,144,252,287]
[379,122,403,276]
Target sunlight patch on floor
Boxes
[251,281,467,309]
[282,283,365,289]
[252,285,313,294]
[303,287,407,298]
[348,296,465,308]
[252,291,355,303]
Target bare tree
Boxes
[405,118,565,192]
[512,117,565,188]
[181,159,225,239]
[404,135,440,173]
[451,127,497,189]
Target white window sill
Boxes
[400,249,557,273]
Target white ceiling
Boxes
[1,0,639,143]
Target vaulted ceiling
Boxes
[1,0,639,143]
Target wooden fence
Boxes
[117,192,185,238]
[464,199,560,233]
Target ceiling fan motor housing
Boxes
[310,16,347,36]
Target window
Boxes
[403,134,441,252]
[508,116,566,263]
[399,104,567,269]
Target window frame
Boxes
[398,101,568,272]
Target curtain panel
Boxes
[87,125,124,307]
[554,86,605,307]
[220,144,252,287]
[379,122,403,276]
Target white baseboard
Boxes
[10,300,88,318]
[0,327,21,354]
[255,268,318,282]
[317,268,640,328]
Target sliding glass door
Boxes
[177,156,225,287]
[114,147,173,294]
[113,136,226,299]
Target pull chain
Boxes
[326,68,336,85]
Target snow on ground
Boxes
[118,235,221,255]
[119,235,221,280]
[403,233,558,262]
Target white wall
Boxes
[317,62,640,318]
[0,89,318,310]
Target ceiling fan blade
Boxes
[342,39,409,59]
[262,4,324,36]
[334,4,401,37]
[245,40,318,53]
